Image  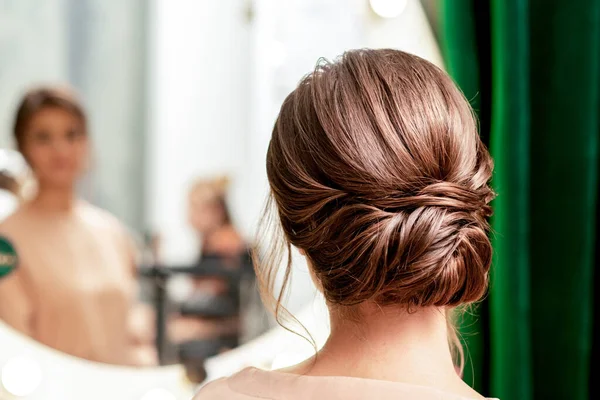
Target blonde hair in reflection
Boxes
[189,175,232,225]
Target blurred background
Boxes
[0,0,598,399]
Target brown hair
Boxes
[255,49,495,360]
[13,86,87,152]
[0,172,19,195]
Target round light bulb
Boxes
[369,0,408,19]
[140,388,177,400]
[1,356,43,397]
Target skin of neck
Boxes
[283,258,483,397]
[286,302,481,397]
[320,304,456,381]
[30,181,77,213]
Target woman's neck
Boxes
[30,185,77,213]
[288,304,480,398]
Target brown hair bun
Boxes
[261,49,495,312]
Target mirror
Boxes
[0,0,442,396]
[0,320,193,399]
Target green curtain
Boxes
[441,1,600,399]
[441,2,488,392]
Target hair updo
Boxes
[258,49,494,316]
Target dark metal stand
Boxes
[139,254,253,367]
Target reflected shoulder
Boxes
[0,206,30,238]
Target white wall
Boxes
[0,0,67,148]
[146,0,252,264]
[0,0,149,231]
[69,0,148,230]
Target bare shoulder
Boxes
[0,206,33,240]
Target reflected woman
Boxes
[196,50,498,399]
[0,87,156,366]
[170,177,246,346]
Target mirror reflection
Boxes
[0,86,269,377]
[0,0,440,386]
[0,88,158,367]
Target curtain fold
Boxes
[488,1,533,399]
[528,1,600,399]
[441,1,600,399]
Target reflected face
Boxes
[21,107,88,188]
[188,191,226,234]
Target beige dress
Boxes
[194,368,499,400]
[0,204,137,365]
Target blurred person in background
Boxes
[170,177,245,347]
[189,176,246,268]
[0,87,156,366]
[170,176,267,370]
